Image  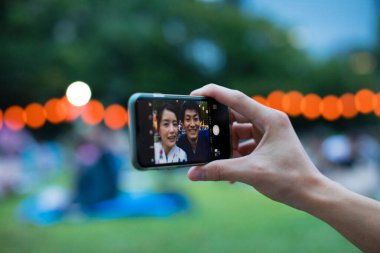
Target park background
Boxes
[1,0,380,252]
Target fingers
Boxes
[187,157,247,182]
[191,84,272,127]
[231,123,262,150]
[230,109,250,124]
[231,123,252,150]
[237,139,257,157]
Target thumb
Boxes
[187,157,246,182]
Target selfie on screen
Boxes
[152,100,211,165]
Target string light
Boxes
[252,95,267,106]
[340,93,358,119]
[282,91,303,117]
[4,106,26,131]
[82,100,105,126]
[301,93,322,120]
[0,109,3,130]
[25,103,46,129]
[375,93,380,117]
[0,89,379,131]
[45,98,68,124]
[66,81,92,107]
[355,89,376,114]
[104,104,128,130]
[267,90,285,111]
[320,95,342,121]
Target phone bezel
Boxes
[128,93,231,170]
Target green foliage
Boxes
[0,0,376,109]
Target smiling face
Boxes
[158,109,179,152]
[184,109,200,142]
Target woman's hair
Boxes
[156,103,179,132]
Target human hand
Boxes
[188,84,326,209]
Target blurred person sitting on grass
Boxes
[187,84,380,253]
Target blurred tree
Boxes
[0,0,376,110]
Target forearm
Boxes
[300,174,380,253]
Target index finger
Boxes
[191,84,272,128]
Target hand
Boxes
[188,84,325,209]
[188,84,380,253]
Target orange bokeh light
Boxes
[82,100,105,126]
[4,106,26,131]
[267,90,285,111]
[61,96,84,122]
[340,93,358,119]
[301,94,322,120]
[0,109,3,130]
[320,95,342,121]
[25,103,46,129]
[374,93,380,117]
[45,98,68,124]
[104,104,128,130]
[252,95,267,106]
[355,89,376,114]
[282,91,303,117]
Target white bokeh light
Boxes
[66,81,92,107]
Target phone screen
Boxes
[132,95,230,168]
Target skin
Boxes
[183,109,200,153]
[159,109,179,156]
[187,84,380,253]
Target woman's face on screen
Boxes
[159,109,179,150]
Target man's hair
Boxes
[181,101,202,122]
[156,102,179,131]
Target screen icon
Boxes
[212,125,220,136]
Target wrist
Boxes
[292,170,340,216]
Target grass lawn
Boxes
[0,180,360,253]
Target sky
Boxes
[241,0,378,59]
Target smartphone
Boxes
[128,93,231,170]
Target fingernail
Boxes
[191,86,206,95]
[190,89,201,95]
[189,167,205,181]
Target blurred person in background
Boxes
[73,127,121,209]
[319,133,380,198]
[187,84,380,253]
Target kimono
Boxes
[154,141,187,164]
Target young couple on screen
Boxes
[154,101,210,164]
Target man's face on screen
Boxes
[184,109,200,141]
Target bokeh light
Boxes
[301,94,322,120]
[375,93,380,117]
[0,109,3,130]
[25,103,46,129]
[355,89,376,114]
[349,52,376,75]
[61,96,84,122]
[252,95,267,106]
[82,100,105,126]
[267,90,285,111]
[340,93,358,119]
[320,95,342,121]
[45,98,68,124]
[66,81,92,107]
[104,104,128,130]
[282,91,303,117]
[4,106,26,131]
